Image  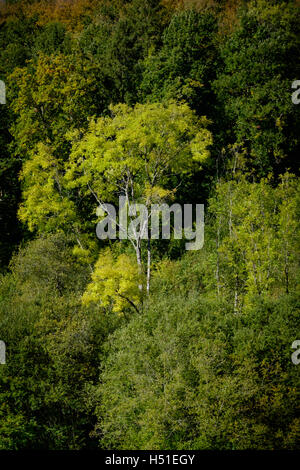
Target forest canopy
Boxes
[0,0,299,450]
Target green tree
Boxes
[208,173,300,311]
[10,52,107,161]
[140,9,219,115]
[65,101,212,295]
[0,233,117,449]
[214,0,300,176]
[91,255,300,449]
[79,0,167,104]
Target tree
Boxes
[276,173,300,294]
[0,13,41,270]
[82,249,142,315]
[91,256,300,449]
[10,52,107,162]
[0,233,117,449]
[10,52,109,259]
[208,173,300,311]
[65,101,212,296]
[78,0,166,104]
[140,9,219,116]
[214,0,300,176]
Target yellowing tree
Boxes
[82,249,142,315]
[66,101,212,294]
[17,100,212,310]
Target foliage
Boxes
[0,234,117,449]
[82,249,143,315]
[92,273,300,449]
[0,0,299,451]
[208,173,300,310]
[214,0,300,176]
[140,9,219,115]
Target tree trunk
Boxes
[147,235,151,295]
[136,240,143,292]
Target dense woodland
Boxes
[0,0,299,450]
